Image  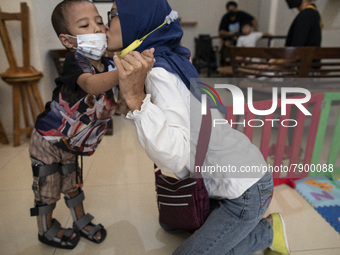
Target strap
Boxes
[61,228,74,242]
[30,203,56,216]
[44,219,61,241]
[74,213,94,230]
[32,163,59,177]
[86,224,103,237]
[194,103,212,178]
[60,163,77,176]
[64,189,85,208]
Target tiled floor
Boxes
[0,115,339,255]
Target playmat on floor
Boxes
[295,176,340,233]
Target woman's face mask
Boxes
[68,33,107,60]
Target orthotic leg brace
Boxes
[30,162,77,236]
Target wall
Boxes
[0,0,339,138]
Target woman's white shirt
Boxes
[127,67,266,199]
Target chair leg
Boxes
[20,85,31,138]
[6,79,43,146]
[31,81,44,112]
[0,120,9,144]
[13,85,21,146]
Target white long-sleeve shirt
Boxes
[127,67,266,199]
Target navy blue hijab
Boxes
[115,0,197,89]
[115,0,226,114]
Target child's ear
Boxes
[59,34,76,49]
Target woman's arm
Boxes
[128,69,190,173]
[115,52,190,173]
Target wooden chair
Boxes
[0,120,9,144]
[228,46,340,79]
[49,49,67,76]
[307,47,340,78]
[0,2,44,146]
[228,46,312,78]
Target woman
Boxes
[108,0,289,254]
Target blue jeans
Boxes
[173,172,274,255]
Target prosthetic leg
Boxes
[30,161,80,249]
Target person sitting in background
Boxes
[219,1,258,37]
[237,21,271,47]
[219,1,258,65]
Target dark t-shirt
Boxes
[219,11,254,33]
[35,51,118,156]
[285,5,322,46]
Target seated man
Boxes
[219,1,258,65]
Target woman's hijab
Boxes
[115,0,226,114]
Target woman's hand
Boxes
[114,48,155,111]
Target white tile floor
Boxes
[1,115,340,255]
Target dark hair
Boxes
[241,20,253,28]
[51,0,92,36]
[226,1,238,10]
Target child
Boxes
[237,21,271,47]
[108,0,289,254]
[29,0,153,249]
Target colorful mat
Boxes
[295,176,340,233]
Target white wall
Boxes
[0,0,339,138]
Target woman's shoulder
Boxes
[148,67,181,82]
[146,67,190,102]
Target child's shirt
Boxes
[35,51,118,156]
[236,32,263,47]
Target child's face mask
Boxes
[68,33,107,60]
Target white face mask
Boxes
[68,33,107,60]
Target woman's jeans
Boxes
[173,172,274,255]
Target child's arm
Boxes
[76,49,155,95]
[77,69,119,95]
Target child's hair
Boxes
[241,20,253,28]
[51,0,92,36]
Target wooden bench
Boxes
[227,46,340,78]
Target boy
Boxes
[29,0,153,249]
[236,21,271,47]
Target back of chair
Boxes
[229,46,340,79]
[228,46,313,78]
[49,49,68,76]
[193,34,217,77]
[308,47,340,78]
[0,2,30,72]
